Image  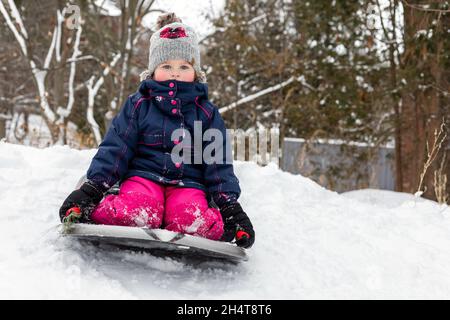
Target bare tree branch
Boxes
[400,0,450,13]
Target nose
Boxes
[171,71,180,79]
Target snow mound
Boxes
[341,189,436,208]
[1,141,450,299]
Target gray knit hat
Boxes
[141,13,206,83]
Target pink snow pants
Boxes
[90,176,224,240]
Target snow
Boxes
[1,141,450,299]
[6,114,81,149]
[0,1,28,55]
[341,189,436,209]
[284,136,395,149]
[94,0,122,17]
[86,52,122,146]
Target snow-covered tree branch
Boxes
[219,76,315,114]
[0,1,56,123]
[86,52,121,145]
[0,1,84,143]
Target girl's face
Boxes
[153,59,196,82]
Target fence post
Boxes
[270,126,280,166]
[234,128,246,161]
[258,127,268,165]
[247,128,258,163]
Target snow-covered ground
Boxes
[1,141,450,299]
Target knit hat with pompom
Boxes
[140,13,206,83]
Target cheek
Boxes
[154,69,169,81]
[180,70,196,82]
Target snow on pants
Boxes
[90,176,224,240]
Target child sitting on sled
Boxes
[59,13,255,248]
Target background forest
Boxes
[0,0,449,202]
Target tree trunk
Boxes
[399,1,448,199]
[0,118,6,139]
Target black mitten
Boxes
[59,181,104,223]
[220,202,255,248]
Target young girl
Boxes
[59,13,255,248]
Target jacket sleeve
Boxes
[86,96,140,191]
[202,107,241,210]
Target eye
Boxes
[161,65,171,69]
[180,65,191,70]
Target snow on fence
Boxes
[281,137,395,193]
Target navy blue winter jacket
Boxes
[86,79,241,209]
